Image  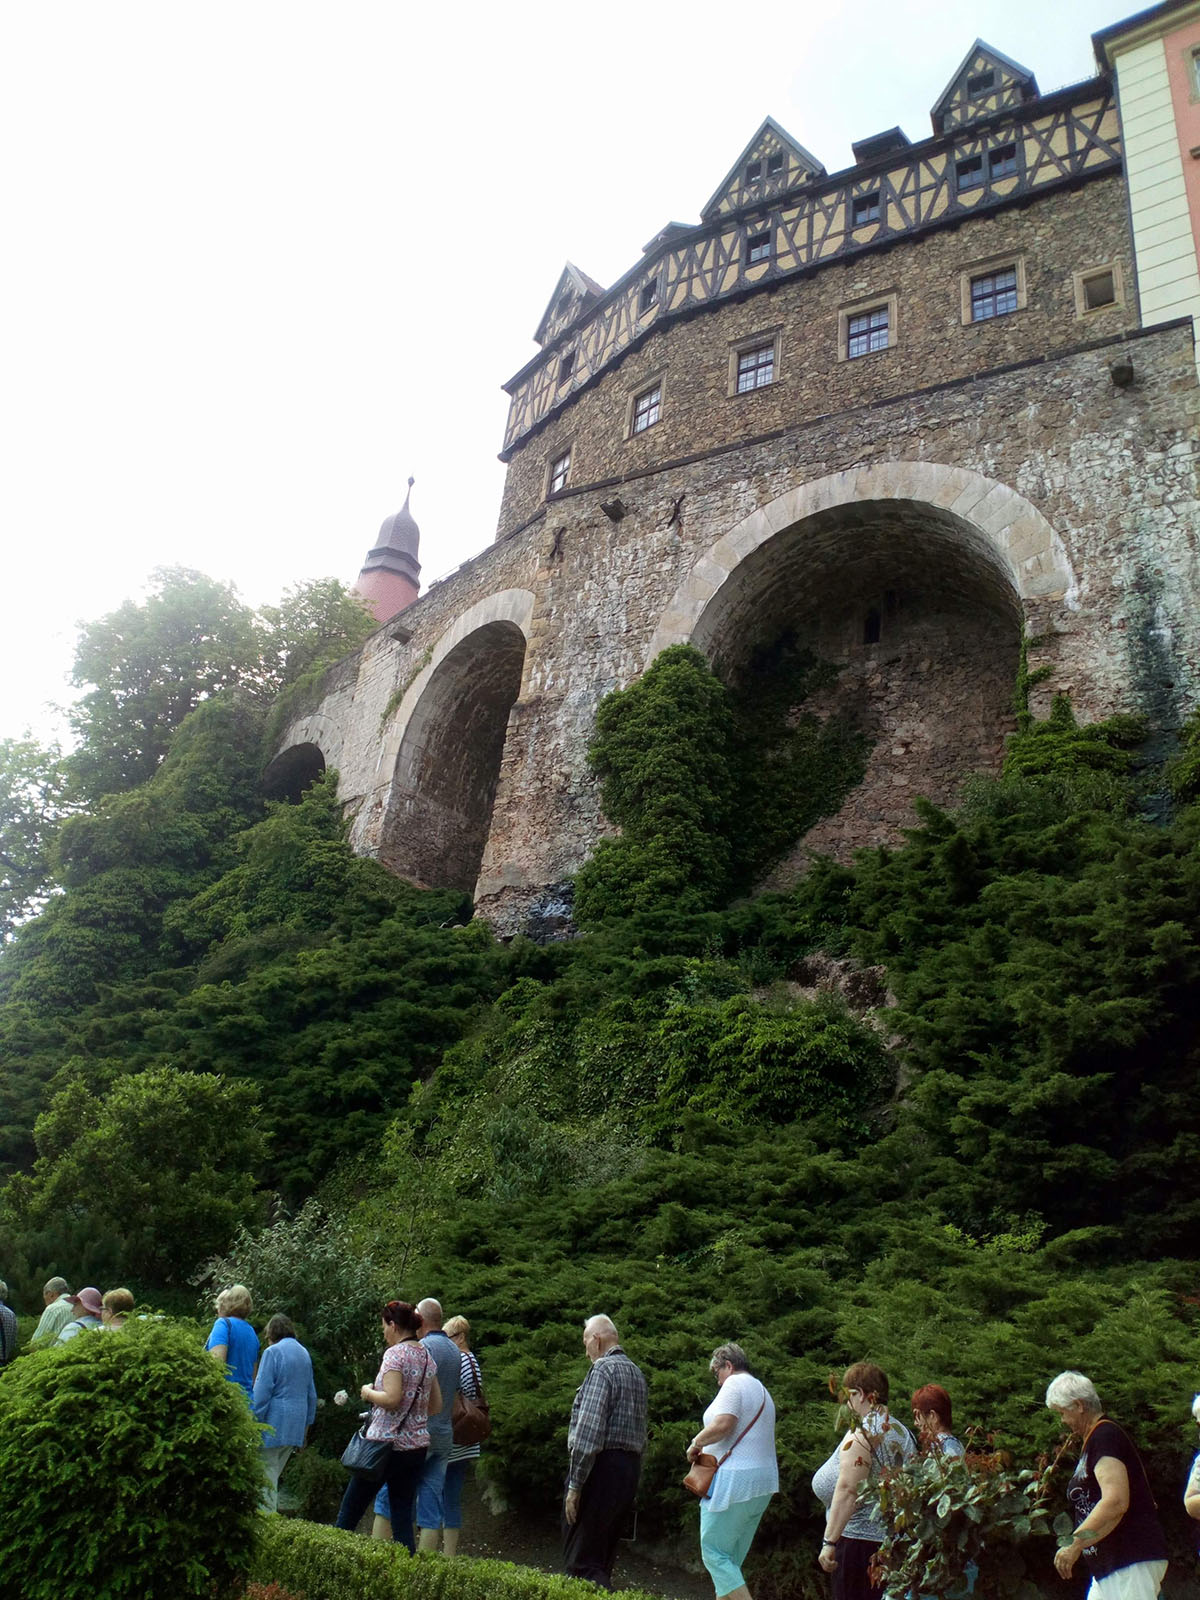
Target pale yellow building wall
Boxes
[1111,33,1200,359]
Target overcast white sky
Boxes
[1,0,1127,744]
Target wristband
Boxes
[822,1539,837,1547]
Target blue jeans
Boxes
[443,1458,470,1529]
[336,1446,426,1551]
[416,1447,450,1528]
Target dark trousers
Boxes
[335,1445,427,1551]
[832,1537,883,1600]
[562,1448,640,1589]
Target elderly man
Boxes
[0,1280,17,1366]
[563,1313,648,1589]
[414,1297,461,1551]
[30,1277,74,1345]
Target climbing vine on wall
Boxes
[573,639,870,925]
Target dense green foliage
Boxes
[0,1319,262,1598]
[0,735,71,940]
[251,1518,658,1600]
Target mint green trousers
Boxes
[699,1492,771,1596]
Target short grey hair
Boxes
[44,1277,69,1296]
[0,1280,7,1301]
[1045,1371,1102,1410]
[710,1342,750,1374]
[1191,1393,1200,1424]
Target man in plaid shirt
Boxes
[563,1313,648,1588]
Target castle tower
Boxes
[355,478,421,624]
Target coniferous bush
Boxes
[0,1318,263,1599]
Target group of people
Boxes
[564,1325,1197,1600]
[24,1277,136,1343]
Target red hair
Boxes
[382,1300,420,1336]
[911,1384,953,1431]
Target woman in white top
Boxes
[685,1342,778,1600]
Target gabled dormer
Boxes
[931,41,1039,134]
[534,263,606,348]
[700,116,825,222]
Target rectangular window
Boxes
[970,266,1019,321]
[549,450,570,494]
[956,156,983,193]
[967,69,995,95]
[989,143,1017,180]
[736,343,775,392]
[746,229,771,264]
[745,160,761,183]
[767,151,784,175]
[1084,270,1115,309]
[852,192,881,225]
[632,384,661,434]
[558,350,575,383]
[639,280,659,314]
[847,306,890,358]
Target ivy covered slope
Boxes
[3,597,1200,1592]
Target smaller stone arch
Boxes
[379,589,535,892]
[262,741,327,803]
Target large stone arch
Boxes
[262,740,327,803]
[646,462,1078,874]
[379,589,535,892]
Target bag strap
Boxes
[467,1351,483,1397]
[717,1393,767,1467]
[375,1343,432,1438]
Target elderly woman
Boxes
[1186,1394,1200,1533]
[100,1288,135,1330]
[911,1384,964,1458]
[335,1300,440,1550]
[1047,1370,1167,1600]
[205,1284,259,1401]
[252,1314,318,1513]
[813,1361,916,1600]
[685,1342,777,1600]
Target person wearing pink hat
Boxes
[56,1287,103,1342]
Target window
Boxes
[852,192,881,225]
[548,450,571,495]
[1074,261,1122,316]
[559,350,575,383]
[745,160,761,183]
[847,305,890,358]
[639,280,659,314]
[970,266,1019,321]
[767,151,784,175]
[863,606,882,645]
[1193,47,1200,97]
[746,229,771,264]
[967,69,995,95]
[989,143,1017,180]
[736,342,775,392]
[1083,270,1115,309]
[956,156,983,193]
[631,383,661,434]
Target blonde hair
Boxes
[103,1288,135,1316]
[444,1315,471,1345]
[216,1284,253,1319]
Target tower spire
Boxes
[355,476,422,623]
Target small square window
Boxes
[847,306,890,358]
[639,280,659,314]
[745,160,762,183]
[970,266,1019,321]
[989,143,1017,180]
[967,69,996,95]
[1084,271,1115,309]
[549,450,571,495]
[852,192,881,225]
[767,152,784,175]
[956,156,983,193]
[559,351,575,383]
[632,384,661,434]
[736,342,775,392]
[746,230,771,265]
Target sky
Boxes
[1,0,1130,744]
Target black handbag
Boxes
[340,1423,393,1481]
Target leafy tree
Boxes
[255,576,376,692]
[3,1065,268,1285]
[0,737,71,940]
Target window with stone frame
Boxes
[736,342,775,392]
[631,383,661,434]
[970,265,1019,321]
[847,305,890,358]
[548,449,571,495]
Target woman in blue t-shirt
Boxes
[205,1283,259,1402]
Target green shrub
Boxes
[280,1446,349,1523]
[251,1516,660,1600]
[0,1318,263,1598]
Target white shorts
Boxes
[1087,1559,1167,1600]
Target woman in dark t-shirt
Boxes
[1046,1370,1167,1600]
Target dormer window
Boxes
[639,280,659,315]
[989,144,1017,180]
[956,156,984,193]
[967,69,996,95]
[746,229,772,265]
[559,350,576,384]
[852,192,881,226]
[767,152,784,175]
[745,160,762,183]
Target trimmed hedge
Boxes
[251,1517,660,1600]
